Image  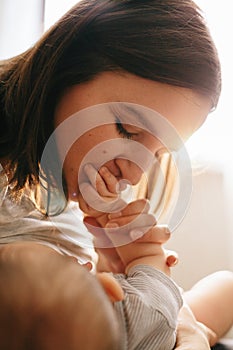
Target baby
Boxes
[1,234,233,350]
[0,221,183,350]
[0,242,120,350]
[0,165,233,349]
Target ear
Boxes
[97,272,124,303]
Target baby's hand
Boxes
[85,198,155,248]
[81,164,178,275]
[78,164,126,218]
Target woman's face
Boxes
[54,71,211,200]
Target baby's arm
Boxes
[114,264,183,350]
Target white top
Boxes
[0,169,97,263]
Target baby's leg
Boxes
[183,271,233,341]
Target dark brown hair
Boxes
[0,0,221,192]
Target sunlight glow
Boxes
[186,1,232,165]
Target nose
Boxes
[114,158,144,186]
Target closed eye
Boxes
[115,117,138,140]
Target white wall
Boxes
[168,163,232,290]
[44,0,80,30]
[172,1,233,337]
[166,162,233,338]
[0,0,44,59]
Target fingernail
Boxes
[167,256,178,266]
[108,212,122,219]
[84,163,92,171]
[82,261,93,271]
[130,229,143,241]
[106,223,119,229]
[159,224,171,234]
[99,166,108,174]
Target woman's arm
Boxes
[175,303,216,350]
[183,271,233,344]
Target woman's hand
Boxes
[80,164,178,274]
[175,304,217,350]
[84,199,178,274]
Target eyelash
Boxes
[115,118,137,140]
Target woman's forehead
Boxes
[55,72,211,132]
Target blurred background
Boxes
[0,0,232,336]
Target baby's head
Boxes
[0,242,122,350]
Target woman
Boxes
[0,0,226,348]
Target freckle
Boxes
[103,150,107,154]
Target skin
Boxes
[53,70,211,272]
[1,243,232,349]
[53,70,221,349]
[54,71,212,200]
[0,71,230,349]
[82,161,233,348]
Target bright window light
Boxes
[186,1,232,165]
[44,0,80,30]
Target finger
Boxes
[99,166,119,194]
[130,225,171,243]
[84,216,113,248]
[84,164,117,197]
[81,261,94,271]
[108,212,156,228]
[108,198,150,219]
[94,213,109,227]
[83,216,100,229]
[106,214,156,235]
[78,190,106,218]
[79,182,127,214]
[105,226,158,248]
[96,248,125,273]
[114,238,165,267]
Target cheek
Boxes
[61,139,89,196]
[62,130,113,194]
[140,133,165,155]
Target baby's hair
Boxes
[0,243,119,350]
